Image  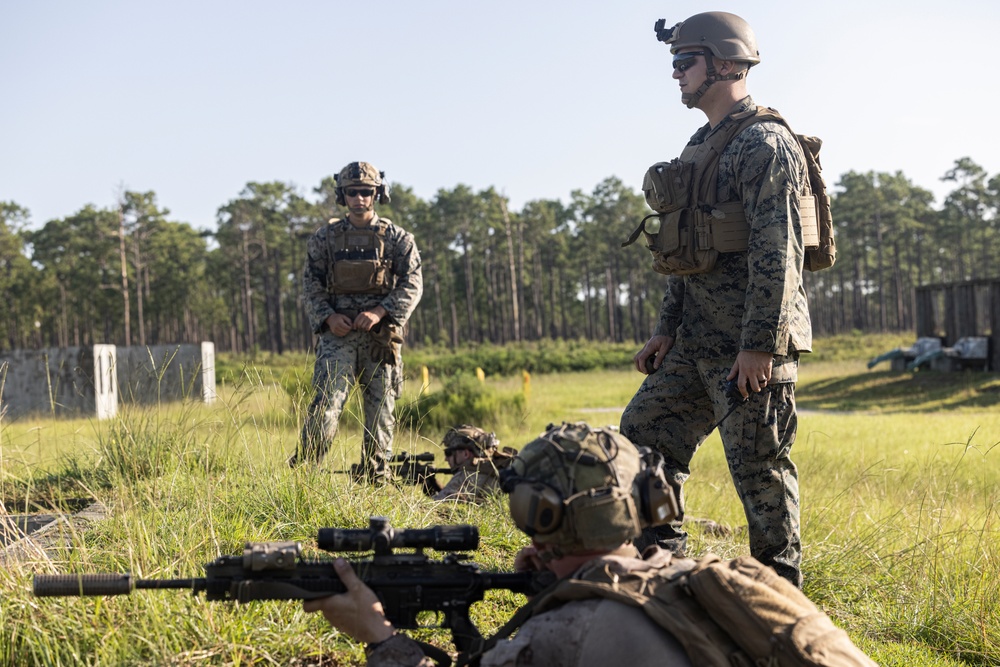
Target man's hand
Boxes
[635,335,675,374]
[353,307,386,332]
[726,350,774,399]
[325,313,354,337]
[302,558,396,644]
[514,545,545,573]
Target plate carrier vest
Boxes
[326,217,396,295]
[624,106,835,275]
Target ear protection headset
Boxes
[507,480,566,536]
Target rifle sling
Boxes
[415,640,453,667]
[456,593,548,666]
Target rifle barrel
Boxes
[33,574,199,597]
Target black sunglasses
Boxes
[345,188,375,198]
[672,52,702,73]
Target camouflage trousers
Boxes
[620,353,801,587]
[297,330,403,473]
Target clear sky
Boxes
[2,0,996,232]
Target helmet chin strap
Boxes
[682,48,747,109]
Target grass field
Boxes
[1,336,998,666]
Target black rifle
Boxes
[34,516,552,665]
[335,452,450,495]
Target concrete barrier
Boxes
[0,343,216,421]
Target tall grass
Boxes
[1,346,998,666]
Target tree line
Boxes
[1,156,997,354]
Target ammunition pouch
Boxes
[625,197,819,277]
[642,159,693,214]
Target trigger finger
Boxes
[333,558,361,588]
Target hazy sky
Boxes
[2,1,996,232]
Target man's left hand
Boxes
[302,558,396,644]
[353,308,385,332]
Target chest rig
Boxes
[624,106,821,276]
[326,218,395,295]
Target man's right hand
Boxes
[514,545,545,573]
[635,335,674,374]
[325,313,354,337]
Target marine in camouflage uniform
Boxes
[620,13,811,587]
[357,548,693,667]
[303,422,693,666]
[292,161,423,481]
[432,424,509,503]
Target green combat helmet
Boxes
[334,161,390,205]
[654,11,759,108]
[443,425,499,458]
[501,422,679,556]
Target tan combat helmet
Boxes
[334,161,391,205]
[654,12,759,108]
[442,424,499,458]
[501,422,679,556]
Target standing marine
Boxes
[291,161,423,482]
[620,12,813,587]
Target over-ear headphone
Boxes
[507,481,564,536]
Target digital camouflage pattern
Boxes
[656,97,812,362]
[298,213,422,472]
[622,96,809,586]
[622,358,800,584]
[366,546,694,667]
[298,330,404,468]
[302,215,422,335]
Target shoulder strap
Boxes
[692,106,776,205]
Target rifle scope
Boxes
[317,516,478,554]
[390,452,435,463]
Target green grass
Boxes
[2,335,999,666]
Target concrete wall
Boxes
[0,347,102,419]
[0,343,216,421]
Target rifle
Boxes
[33,516,552,665]
[336,452,450,495]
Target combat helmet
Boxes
[334,161,391,205]
[442,424,499,458]
[654,12,759,108]
[501,422,678,555]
